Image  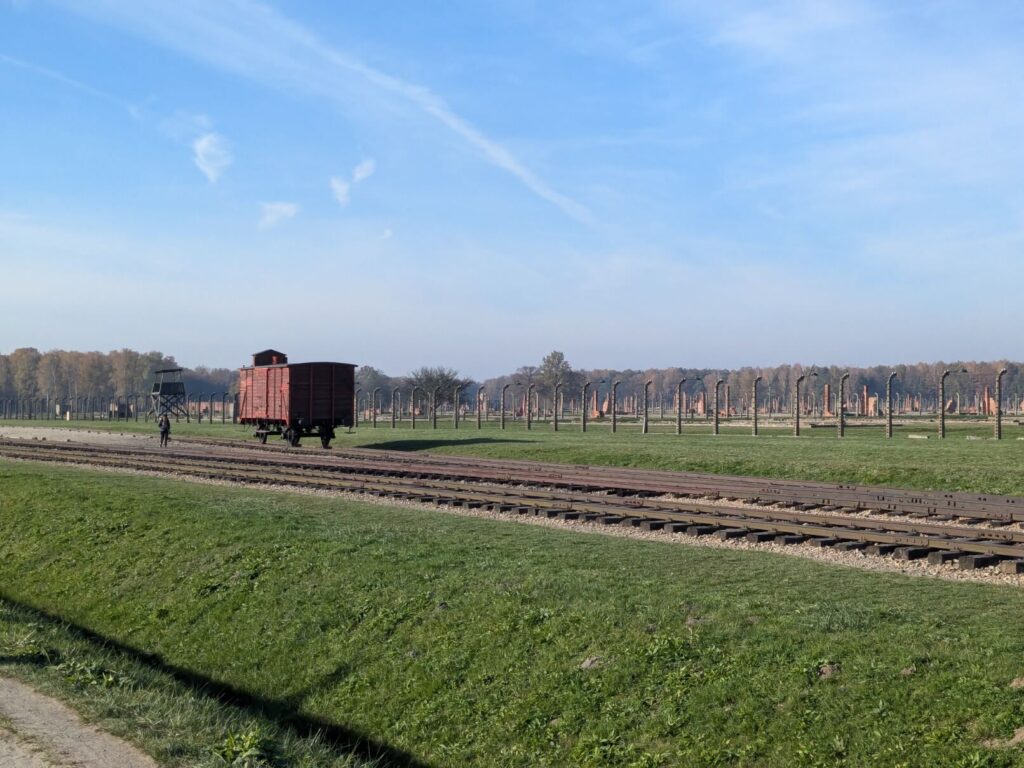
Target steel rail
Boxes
[321,447,1024,518]
[4,437,1024,523]
[188,443,1024,521]
[184,438,1022,519]
[3,441,1024,560]
[4,440,1023,540]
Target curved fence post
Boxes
[752,376,762,436]
[886,372,897,438]
[642,379,653,435]
[714,379,724,436]
[838,373,850,438]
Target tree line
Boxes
[0,348,235,401]
[4,346,1021,411]
[358,354,1024,413]
[488,358,1024,412]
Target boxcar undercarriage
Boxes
[252,421,336,448]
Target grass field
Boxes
[5,414,1024,495]
[0,600,376,767]
[4,460,1024,766]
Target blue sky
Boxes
[2,1,1023,377]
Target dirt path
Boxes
[0,727,53,768]
[0,676,157,768]
[0,426,156,449]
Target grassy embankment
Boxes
[5,415,1024,495]
[4,460,1024,766]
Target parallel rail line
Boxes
[50,435,1024,523]
[186,438,1024,522]
[2,438,1023,570]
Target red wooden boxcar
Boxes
[237,349,355,448]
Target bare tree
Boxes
[408,366,472,407]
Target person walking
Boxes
[158,413,171,447]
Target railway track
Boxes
[3,437,1024,572]
[89,434,1024,523]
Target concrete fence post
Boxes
[838,373,849,438]
[996,368,1008,439]
[752,376,762,436]
[611,381,621,433]
[886,372,897,438]
[643,379,653,435]
[713,379,724,436]
[676,378,687,435]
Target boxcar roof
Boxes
[239,361,355,369]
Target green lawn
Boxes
[5,415,1024,496]
[4,460,1024,766]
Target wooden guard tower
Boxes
[151,368,188,417]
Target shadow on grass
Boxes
[0,595,431,768]
[360,437,533,452]
[0,651,57,665]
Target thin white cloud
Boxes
[655,0,1024,238]
[161,110,212,141]
[0,52,137,114]
[0,52,236,188]
[192,132,232,183]
[59,0,593,224]
[394,83,593,223]
[258,201,299,228]
[710,0,867,58]
[330,158,374,209]
[352,158,375,183]
[329,177,350,207]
